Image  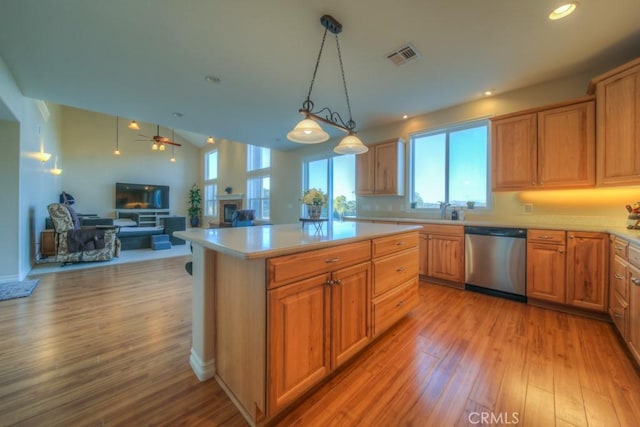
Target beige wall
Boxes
[61,107,199,219]
[292,67,638,228]
[200,139,302,225]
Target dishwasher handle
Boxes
[464,226,527,238]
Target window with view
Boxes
[410,120,488,209]
[247,145,270,220]
[304,155,356,219]
[204,149,218,217]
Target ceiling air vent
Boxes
[386,43,421,66]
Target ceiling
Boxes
[0,0,639,150]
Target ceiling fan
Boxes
[137,125,182,151]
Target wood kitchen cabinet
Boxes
[566,231,609,312]
[609,236,629,339]
[491,98,595,191]
[412,224,464,286]
[267,261,371,414]
[628,250,640,365]
[527,229,566,303]
[589,57,640,186]
[356,138,404,196]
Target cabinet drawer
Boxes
[372,233,418,258]
[268,241,371,289]
[611,255,628,300]
[373,249,419,297]
[613,237,629,260]
[528,229,566,244]
[610,291,629,340]
[629,245,640,269]
[372,278,419,337]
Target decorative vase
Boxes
[307,204,322,220]
[190,216,200,228]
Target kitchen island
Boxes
[174,221,420,425]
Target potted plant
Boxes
[188,183,202,227]
[301,188,327,219]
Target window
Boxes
[246,145,270,220]
[204,149,218,217]
[410,120,488,209]
[304,155,356,219]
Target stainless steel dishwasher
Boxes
[464,226,527,302]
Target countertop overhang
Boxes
[174,222,421,259]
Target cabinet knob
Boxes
[568,235,575,239]
[326,279,335,286]
[334,279,342,285]
[558,249,564,254]
[531,181,535,185]
[396,300,405,307]
[632,277,640,286]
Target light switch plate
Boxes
[523,203,533,214]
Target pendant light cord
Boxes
[335,35,354,128]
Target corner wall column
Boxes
[189,244,216,380]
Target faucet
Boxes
[439,202,450,220]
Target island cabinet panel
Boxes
[371,232,418,258]
[527,229,566,303]
[268,273,331,414]
[372,249,419,296]
[593,59,640,186]
[566,231,609,312]
[372,278,419,336]
[330,262,372,368]
[268,240,371,289]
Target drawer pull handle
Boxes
[615,245,624,250]
[615,273,625,280]
[396,300,405,307]
[558,249,564,254]
[614,313,623,319]
[632,277,640,286]
[540,235,552,239]
[396,266,406,272]
[325,257,340,264]
[396,241,405,246]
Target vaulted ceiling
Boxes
[0,0,639,149]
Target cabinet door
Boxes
[537,101,595,188]
[418,233,428,276]
[356,149,375,195]
[566,232,608,312]
[374,140,403,195]
[331,262,371,368]
[596,65,640,185]
[628,264,640,364]
[427,234,464,283]
[526,242,566,303]
[268,274,331,414]
[491,113,537,190]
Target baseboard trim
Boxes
[0,274,20,284]
[189,348,215,381]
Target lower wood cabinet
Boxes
[527,229,566,303]
[412,224,464,286]
[566,231,609,312]
[267,261,371,414]
[629,263,640,364]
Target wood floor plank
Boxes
[2,266,640,426]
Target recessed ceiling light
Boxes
[402,114,408,119]
[205,75,221,84]
[484,90,493,96]
[172,112,183,118]
[549,2,578,20]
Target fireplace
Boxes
[218,197,243,227]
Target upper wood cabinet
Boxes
[356,138,404,196]
[491,98,595,191]
[588,57,640,186]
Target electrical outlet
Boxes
[523,203,533,214]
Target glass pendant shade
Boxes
[287,118,330,144]
[152,143,158,151]
[128,120,140,130]
[159,144,166,151]
[334,134,368,155]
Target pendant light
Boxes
[114,116,121,155]
[287,15,368,155]
[128,120,140,130]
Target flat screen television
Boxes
[115,182,170,210]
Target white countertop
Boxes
[174,222,421,260]
[344,216,640,244]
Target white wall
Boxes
[61,107,199,219]
[0,54,63,281]
[0,120,20,282]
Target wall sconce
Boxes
[38,151,52,163]
[128,120,141,130]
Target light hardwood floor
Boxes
[1,256,639,426]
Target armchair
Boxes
[231,209,255,227]
[47,203,120,263]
